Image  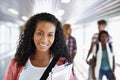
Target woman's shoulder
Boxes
[10,57,17,64]
[6,57,18,70]
[4,57,19,80]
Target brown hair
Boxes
[63,24,71,30]
[97,19,107,25]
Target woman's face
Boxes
[100,33,108,43]
[33,21,56,52]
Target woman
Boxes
[92,30,115,80]
[4,13,71,80]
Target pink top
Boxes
[4,57,74,80]
[4,58,24,80]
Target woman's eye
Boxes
[37,32,42,35]
[48,34,54,37]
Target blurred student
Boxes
[92,30,115,80]
[86,20,112,80]
[63,24,77,63]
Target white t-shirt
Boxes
[19,59,51,80]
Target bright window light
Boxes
[61,0,71,3]
[54,9,64,21]
[55,16,62,21]
[55,9,64,17]
[57,9,64,16]
[109,16,120,21]
[21,16,28,21]
[8,8,19,15]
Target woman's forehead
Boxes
[35,21,56,32]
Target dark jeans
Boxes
[99,69,113,80]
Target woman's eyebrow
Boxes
[49,32,54,34]
[37,29,43,32]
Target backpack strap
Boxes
[95,43,99,54]
[95,43,113,54]
[39,54,61,80]
[108,43,113,53]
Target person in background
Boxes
[4,13,71,80]
[92,30,115,80]
[63,24,77,63]
[86,19,112,80]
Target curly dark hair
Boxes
[15,13,70,67]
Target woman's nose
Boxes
[40,35,48,43]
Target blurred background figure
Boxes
[86,19,113,80]
[91,31,115,80]
[63,24,77,63]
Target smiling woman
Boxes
[4,13,71,80]
[33,21,56,54]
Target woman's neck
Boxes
[101,42,106,50]
[30,51,51,67]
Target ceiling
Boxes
[0,0,120,25]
